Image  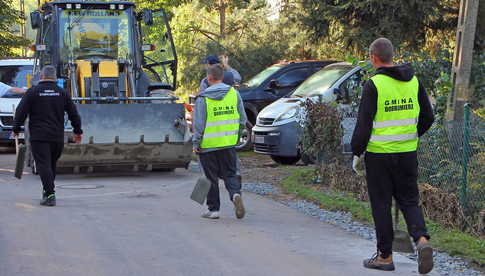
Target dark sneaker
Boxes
[232,194,245,219]
[417,242,434,274]
[363,252,395,271]
[40,194,56,206]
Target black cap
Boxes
[202,55,220,65]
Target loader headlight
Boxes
[275,107,298,122]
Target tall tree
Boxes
[198,0,252,38]
[170,0,292,93]
[132,0,189,9]
[295,0,459,54]
[0,0,30,57]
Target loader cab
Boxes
[30,1,177,99]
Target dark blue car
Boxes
[237,60,336,150]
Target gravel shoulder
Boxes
[239,152,484,276]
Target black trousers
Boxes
[31,141,64,196]
[365,151,430,257]
[199,148,241,212]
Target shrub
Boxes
[299,99,342,164]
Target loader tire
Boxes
[153,168,176,172]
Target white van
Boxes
[252,62,366,164]
[0,58,34,143]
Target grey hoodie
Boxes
[193,82,247,153]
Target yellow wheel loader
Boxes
[27,0,192,173]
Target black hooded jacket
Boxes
[350,64,435,156]
[13,80,82,143]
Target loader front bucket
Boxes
[57,103,192,172]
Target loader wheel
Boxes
[236,121,253,152]
[153,168,175,172]
[270,155,300,165]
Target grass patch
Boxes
[281,168,373,223]
[280,167,485,269]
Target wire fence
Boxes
[418,104,485,234]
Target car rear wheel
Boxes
[300,153,315,165]
[270,155,300,165]
[235,121,253,151]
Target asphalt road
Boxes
[0,148,440,276]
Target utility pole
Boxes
[446,0,479,122]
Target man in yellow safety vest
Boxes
[193,64,247,220]
[351,38,435,273]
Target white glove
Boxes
[352,155,366,176]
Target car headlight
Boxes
[275,107,298,122]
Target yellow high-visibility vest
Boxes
[201,88,240,149]
[366,74,420,153]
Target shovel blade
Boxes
[393,230,415,253]
[190,177,212,205]
[15,144,26,179]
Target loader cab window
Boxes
[37,18,53,66]
[141,9,176,89]
[59,9,133,63]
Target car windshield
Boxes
[0,65,33,98]
[59,9,132,62]
[291,65,352,98]
[243,65,283,89]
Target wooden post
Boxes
[479,210,485,236]
[446,0,479,122]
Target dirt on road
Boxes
[239,153,298,186]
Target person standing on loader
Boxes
[193,64,247,219]
[351,38,435,273]
[13,65,83,207]
[198,55,242,93]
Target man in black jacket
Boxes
[13,65,83,206]
[351,38,435,273]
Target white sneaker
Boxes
[201,210,220,219]
[232,194,245,219]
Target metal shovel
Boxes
[190,157,212,205]
[393,201,415,253]
[14,136,26,179]
[13,104,26,180]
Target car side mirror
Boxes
[266,79,279,91]
[30,11,42,29]
[143,9,154,25]
[334,87,350,103]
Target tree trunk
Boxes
[219,0,226,39]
